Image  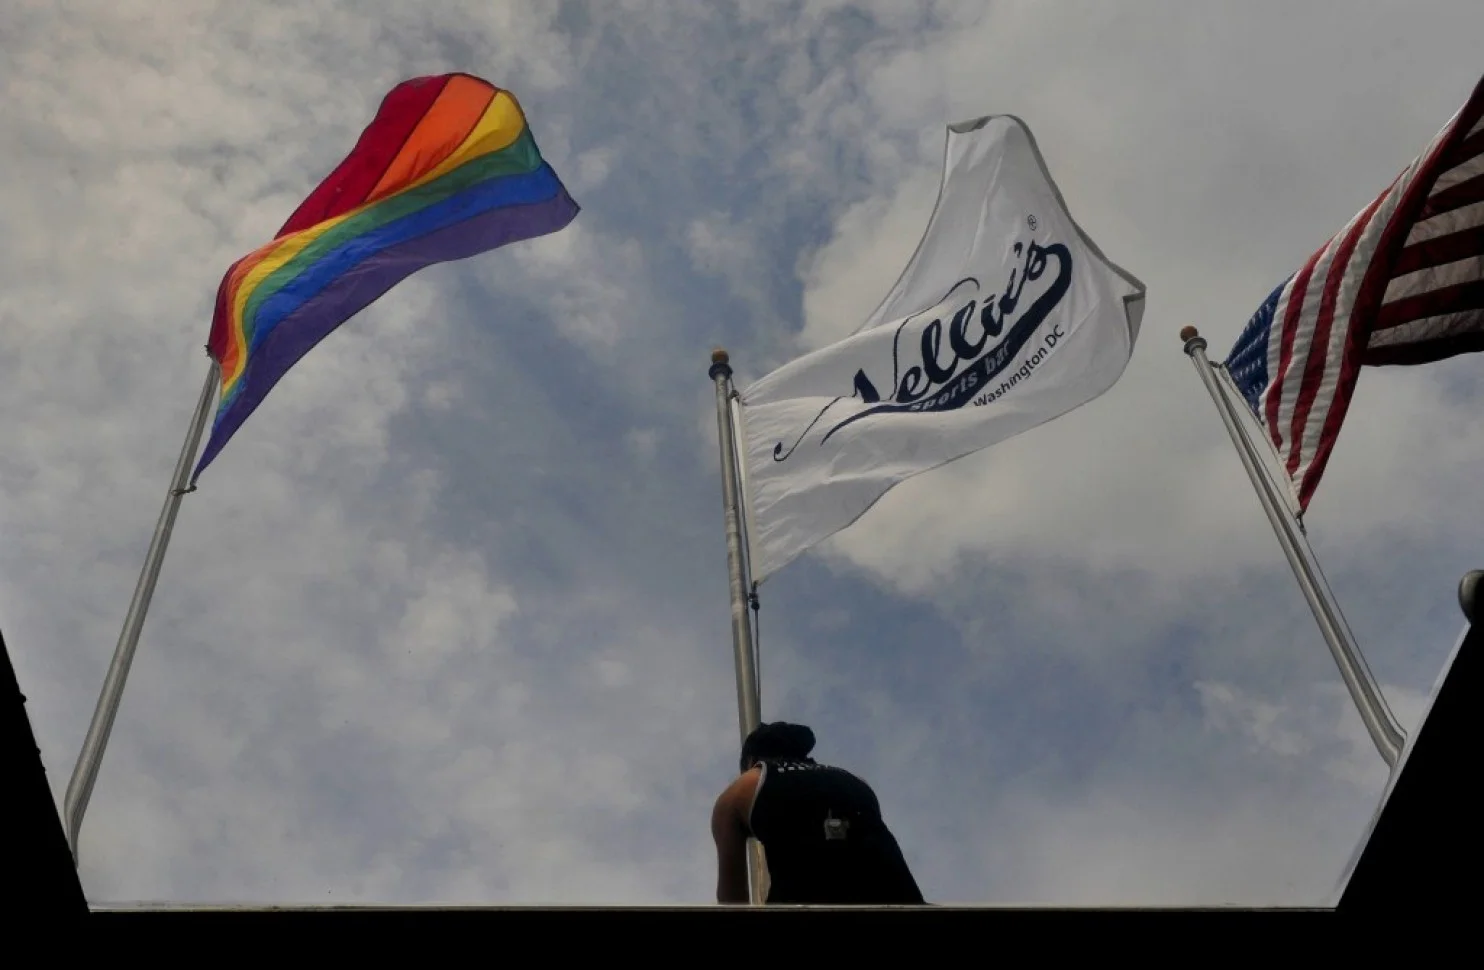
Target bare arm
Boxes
[711,778,752,904]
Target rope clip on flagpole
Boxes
[63,360,221,866]
[1179,327,1403,767]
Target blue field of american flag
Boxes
[1225,74,1484,511]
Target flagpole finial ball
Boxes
[1461,569,1482,624]
[708,347,734,381]
[1180,326,1199,342]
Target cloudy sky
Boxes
[2,0,1479,906]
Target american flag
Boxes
[1226,73,1484,512]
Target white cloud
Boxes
[795,168,942,353]
[574,146,617,193]
[686,216,774,324]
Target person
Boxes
[711,721,926,905]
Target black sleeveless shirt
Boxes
[745,758,925,904]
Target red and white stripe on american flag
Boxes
[1254,75,1484,510]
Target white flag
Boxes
[737,114,1146,584]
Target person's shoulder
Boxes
[716,766,762,811]
[712,767,762,839]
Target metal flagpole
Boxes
[708,348,770,904]
[1198,339,1404,763]
[63,359,221,864]
[1180,327,1404,767]
[1211,361,1390,708]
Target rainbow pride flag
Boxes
[193,73,579,483]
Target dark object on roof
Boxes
[2,625,87,917]
[1336,569,1481,912]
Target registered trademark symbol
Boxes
[1027,215,1038,230]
